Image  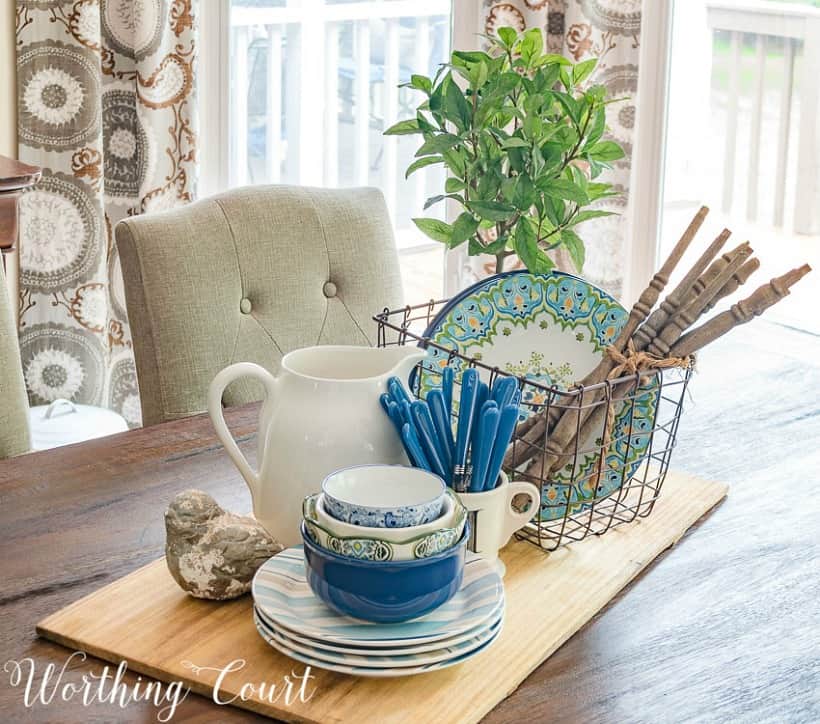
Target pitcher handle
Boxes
[501,480,540,543]
[208,362,277,506]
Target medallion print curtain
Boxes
[469,0,641,300]
[16,0,197,426]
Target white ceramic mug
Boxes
[456,472,540,576]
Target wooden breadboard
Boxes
[37,470,727,723]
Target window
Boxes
[200,0,464,303]
[658,0,820,335]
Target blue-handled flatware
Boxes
[453,368,479,491]
[399,399,413,426]
[492,377,517,409]
[410,401,448,480]
[427,389,455,469]
[379,392,391,415]
[470,404,500,492]
[474,382,489,428]
[442,366,454,422]
[401,423,432,473]
[385,400,405,435]
[483,403,519,491]
[388,377,412,407]
[471,398,497,450]
[510,387,521,409]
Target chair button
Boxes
[323,281,337,298]
[240,298,252,314]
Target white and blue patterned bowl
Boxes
[322,465,446,528]
[303,491,467,561]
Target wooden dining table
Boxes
[0,320,817,723]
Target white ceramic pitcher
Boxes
[208,345,426,546]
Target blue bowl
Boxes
[301,521,468,623]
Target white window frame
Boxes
[198,0,477,199]
[622,0,675,306]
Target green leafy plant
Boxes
[384,27,625,275]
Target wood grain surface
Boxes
[0,320,817,723]
[35,472,726,724]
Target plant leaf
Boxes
[405,155,443,179]
[410,74,432,95]
[423,193,463,210]
[451,212,480,246]
[496,26,517,49]
[501,137,530,149]
[570,209,616,225]
[443,80,472,131]
[587,140,625,162]
[538,178,588,205]
[468,200,516,221]
[445,177,466,193]
[412,217,452,244]
[512,174,536,211]
[562,228,585,272]
[572,58,597,85]
[384,119,422,136]
[514,218,554,274]
[539,53,571,67]
[415,133,462,157]
[517,28,543,66]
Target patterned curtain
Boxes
[15,0,197,427]
[468,0,641,300]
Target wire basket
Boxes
[374,299,693,552]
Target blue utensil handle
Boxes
[410,401,448,481]
[399,399,413,426]
[401,423,432,473]
[483,403,519,491]
[386,401,405,436]
[471,399,497,453]
[442,366,454,422]
[454,369,479,492]
[474,382,489,428]
[379,393,392,416]
[470,406,500,492]
[388,377,412,407]
[427,389,455,468]
[492,377,517,408]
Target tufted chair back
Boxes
[0,264,31,458]
[116,185,404,427]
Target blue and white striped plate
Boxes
[254,596,504,655]
[254,607,503,668]
[254,609,504,677]
[252,548,504,646]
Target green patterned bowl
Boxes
[302,491,467,561]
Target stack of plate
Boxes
[252,548,504,677]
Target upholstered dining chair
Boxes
[116,185,405,427]
[0,264,31,458]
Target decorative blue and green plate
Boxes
[417,271,658,521]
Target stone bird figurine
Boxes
[165,489,284,600]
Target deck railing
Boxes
[707,0,820,232]
[229,0,451,247]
